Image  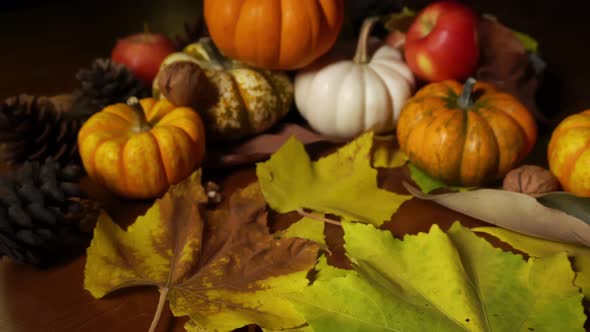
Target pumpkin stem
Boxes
[353,17,380,64]
[457,78,477,109]
[199,37,228,70]
[126,97,151,132]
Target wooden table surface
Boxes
[1,1,590,331]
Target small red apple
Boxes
[404,1,479,82]
[111,31,176,84]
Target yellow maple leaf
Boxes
[84,170,321,332]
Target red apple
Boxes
[111,32,176,84]
[404,1,479,82]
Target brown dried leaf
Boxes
[204,123,339,169]
[85,171,321,331]
[404,182,590,247]
[476,16,547,123]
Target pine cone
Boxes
[71,58,150,119]
[0,159,99,266]
[0,94,82,166]
[173,19,209,51]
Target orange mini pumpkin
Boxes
[78,97,206,199]
[397,78,537,186]
[204,0,345,70]
[548,110,590,196]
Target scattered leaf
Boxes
[404,182,590,247]
[257,133,411,226]
[537,192,590,225]
[371,135,407,169]
[383,7,416,33]
[475,226,590,301]
[283,216,326,246]
[476,16,545,123]
[262,325,315,332]
[281,218,348,282]
[481,14,539,54]
[287,222,586,332]
[513,30,539,53]
[314,255,348,282]
[345,0,406,34]
[204,123,338,169]
[84,171,321,332]
[408,163,471,193]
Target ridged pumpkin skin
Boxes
[397,80,537,186]
[295,18,415,140]
[154,40,293,141]
[548,110,590,196]
[78,98,206,199]
[204,0,345,70]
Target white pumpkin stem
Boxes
[457,78,477,110]
[353,17,380,64]
[126,97,151,132]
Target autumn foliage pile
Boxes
[84,134,589,332]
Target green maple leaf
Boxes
[409,163,473,193]
[286,222,585,332]
[475,226,590,301]
[257,133,411,226]
[84,171,321,332]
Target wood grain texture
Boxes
[1,0,590,331]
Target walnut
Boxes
[502,165,560,197]
[157,61,216,109]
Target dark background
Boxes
[0,0,202,98]
[0,0,589,121]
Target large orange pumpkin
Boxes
[78,97,206,199]
[204,0,345,70]
[397,78,537,186]
[548,110,590,196]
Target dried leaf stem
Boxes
[149,287,170,332]
[296,208,341,226]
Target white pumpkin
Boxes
[295,17,415,140]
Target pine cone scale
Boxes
[35,125,53,144]
[0,159,99,266]
[16,229,42,246]
[27,203,58,225]
[0,95,81,166]
[17,183,44,205]
[71,58,149,120]
[8,206,33,228]
[0,234,24,261]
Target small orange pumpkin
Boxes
[397,78,537,186]
[548,110,590,196]
[78,97,206,199]
[204,0,345,70]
